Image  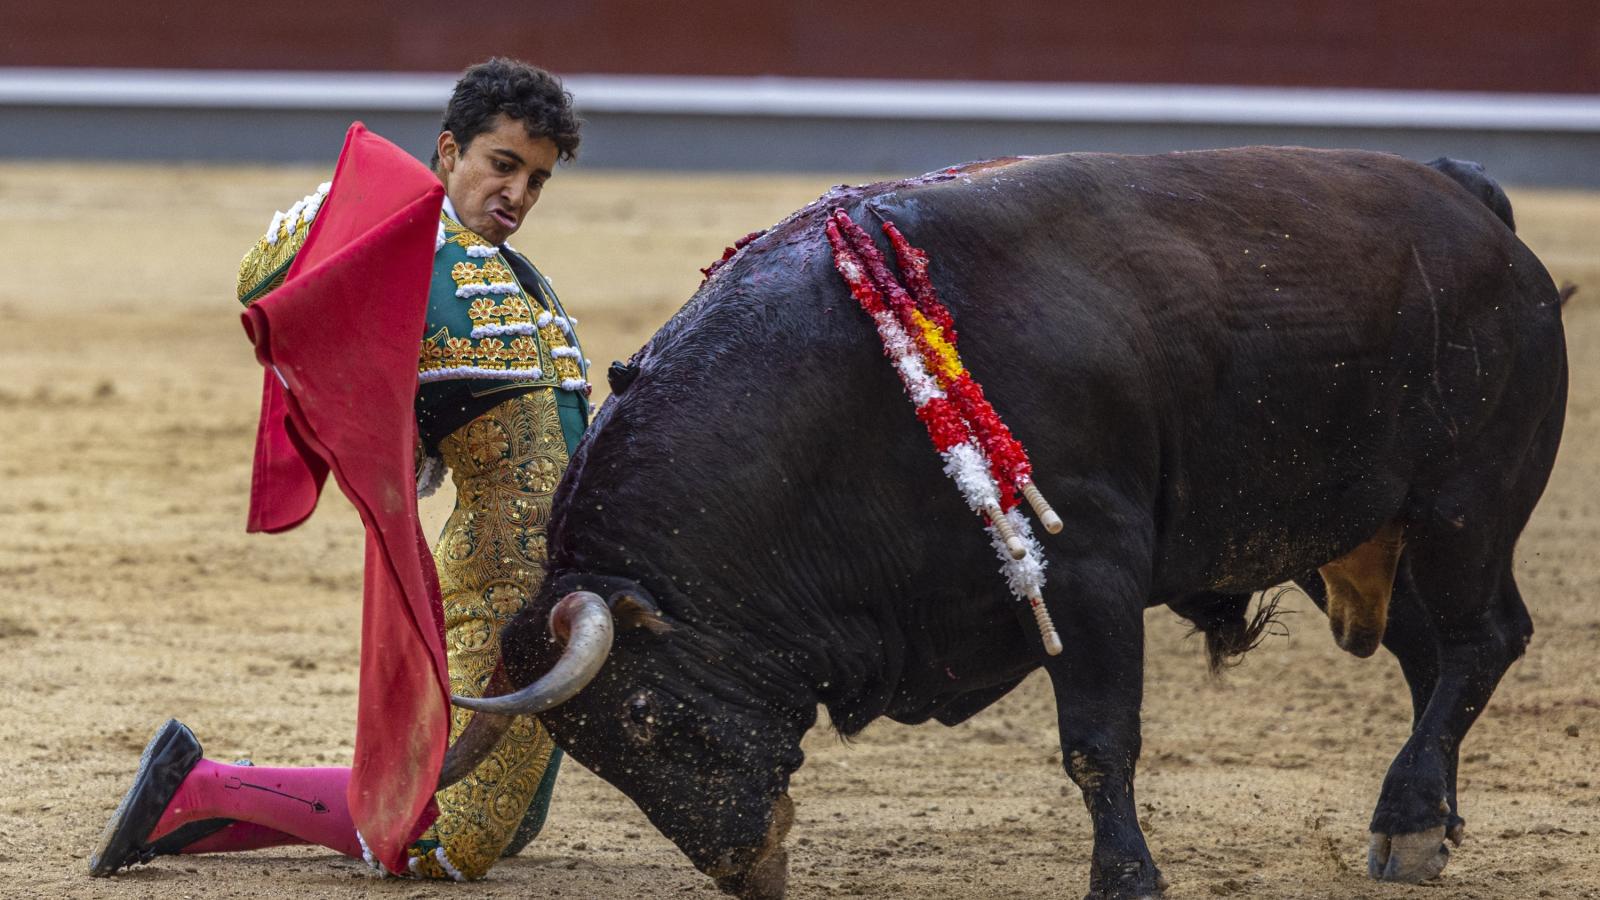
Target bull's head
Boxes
[437,579,807,900]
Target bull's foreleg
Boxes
[1043,557,1165,900]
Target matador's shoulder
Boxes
[236,181,332,306]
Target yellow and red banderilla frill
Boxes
[825,209,1064,655]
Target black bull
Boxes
[479,148,1568,899]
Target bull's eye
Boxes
[623,689,659,743]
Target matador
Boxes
[90,57,589,881]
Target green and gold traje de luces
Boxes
[406,387,575,880]
[235,184,590,880]
[236,188,589,396]
[423,213,587,391]
[236,182,329,305]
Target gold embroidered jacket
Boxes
[236,186,588,393]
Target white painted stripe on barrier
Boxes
[1,68,1598,132]
[0,68,452,110]
[570,75,1600,132]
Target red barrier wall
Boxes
[6,1,1597,94]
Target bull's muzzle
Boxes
[436,590,615,790]
[709,793,796,900]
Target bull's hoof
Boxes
[1367,826,1450,882]
[1085,858,1167,899]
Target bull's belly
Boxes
[1184,526,1352,593]
[1153,469,1410,594]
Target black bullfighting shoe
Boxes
[139,816,233,860]
[140,760,254,860]
[87,718,204,877]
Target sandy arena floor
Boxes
[0,161,1597,899]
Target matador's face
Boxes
[436,114,559,245]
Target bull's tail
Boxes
[1425,158,1581,307]
[1168,590,1289,674]
[1426,156,1516,232]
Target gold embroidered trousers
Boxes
[406,388,569,880]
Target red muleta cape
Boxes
[240,123,449,873]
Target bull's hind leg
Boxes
[1363,530,1532,883]
[1296,563,1441,748]
[1295,564,1466,840]
[1042,537,1165,899]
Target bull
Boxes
[437,147,1567,899]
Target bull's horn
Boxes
[437,705,513,790]
[450,591,615,717]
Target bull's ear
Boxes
[609,591,673,635]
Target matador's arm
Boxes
[236,182,332,306]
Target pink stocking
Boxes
[177,821,305,855]
[147,760,362,859]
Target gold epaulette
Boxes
[237,182,331,306]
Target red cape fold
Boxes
[240,122,449,873]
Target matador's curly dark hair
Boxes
[435,57,581,165]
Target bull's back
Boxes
[877,148,1563,592]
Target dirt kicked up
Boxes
[0,163,1597,899]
